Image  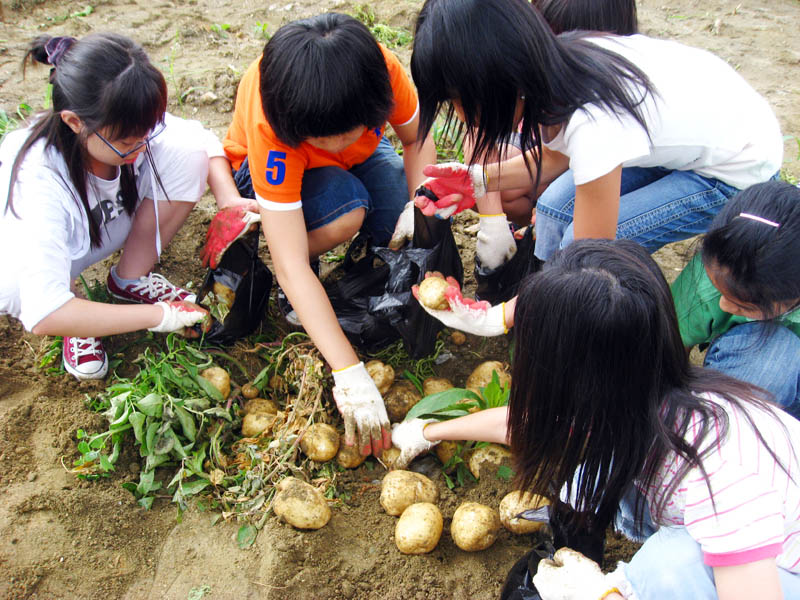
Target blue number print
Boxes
[265,151,287,185]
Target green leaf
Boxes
[405,388,481,421]
[129,412,146,444]
[89,436,105,450]
[167,428,188,458]
[194,376,224,403]
[153,431,175,455]
[99,455,114,472]
[203,407,232,421]
[138,496,154,510]
[77,441,90,454]
[136,393,164,418]
[175,405,197,442]
[137,470,156,495]
[237,524,258,549]
[496,465,514,481]
[184,397,211,411]
[144,421,159,455]
[180,478,210,496]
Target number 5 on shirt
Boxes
[265,150,287,185]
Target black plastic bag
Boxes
[326,207,463,358]
[475,225,542,304]
[197,230,272,344]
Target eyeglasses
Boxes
[93,121,166,159]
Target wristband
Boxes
[332,362,361,374]
[599,588,621,600]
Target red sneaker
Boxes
[62,336,108,380]
[107,271,196,305]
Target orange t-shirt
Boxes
[223,45,419,211]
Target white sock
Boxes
[110,265,143,287]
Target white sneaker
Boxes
[62,336,109,380]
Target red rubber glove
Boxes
[414,162,487,219]
[200,207,261,269]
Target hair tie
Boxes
[44,36,77,67]
[737,212,780,228]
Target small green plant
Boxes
[39,338,66,375]
[47,4,93,23]
[352,4,413,48]
[0,103,32,141]
[367,338,444,381]
[432,117,465,163]
[210,23,231,38]
[253,21,271,40]
[405,369,510,421]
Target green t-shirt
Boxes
[671,254,800,347]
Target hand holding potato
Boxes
[391,418,439,469]
[332,362,392,456]
[533,548,618,600]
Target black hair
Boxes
[533,0,638,35]
[701,180,800,318]
[7,33,167,248]
[507,238,789,533]
[259,13,393,148]
[411,0,653,190]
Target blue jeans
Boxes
[233,137,408,246]
[704,321,800,419]
[534,167,740,260]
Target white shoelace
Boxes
[130,273,185,301]
[70,336,103,360]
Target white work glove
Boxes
[389,201,415,250]
[149,301,210,334]
[413,162,487,219]
[476,214,517,270]
[391,418,439,468]
[413,273,508,337]
[332,362,392,455]
[533,548,622,600]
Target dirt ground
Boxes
[1,0,799,598]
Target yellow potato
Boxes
[380,470,439,516]
[300,423,340,462]
[466,361,511,395]
[212,281,236,308]
[200,366,231,400]
[380,446,403,470]
[418,276,450,310]
[451,502,501,551]
[336,439,367,469]
[468,443,512,479]
[241,383,259,399]
[273,477,331,530]
[384,381,422,423]
[366,360,395,395]
[450,331,467,345]
[499,491,551,534]
[241,412,277,437]
[422,377,454,396]
[243,397,278,415]
[435,440,461,465]
[395,503,443,554]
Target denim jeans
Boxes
[704,321,800,419]
[233,136,408,246]
[534,167,740,260]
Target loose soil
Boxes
[1,0,799,598]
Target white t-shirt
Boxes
[0,113,224,331]
[642,394,800,570]
[543,35,783,189]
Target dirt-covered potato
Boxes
[241,383,259,399]
[243,397,279,415]
[212,282,236,308]
[365,360,395,395]
[241,412,277,437]
[300,423,340,462]
[499,492,551,534]
[336,440,367,469]
[450,331,467,346]
[395,502,443,554]
[379,446,403,470]
[422,377,454,396]
[380,470,439,516]
[384,381,422,423]
[435,440,461,465]
[200,366,231,400]
[466,361,511,395]
[273,477,331,530]
[451,502,501,551]
[418,276,450,310]
[468,443,512,479]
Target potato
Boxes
[241,383,259,399]
[380,446,403,470]
[384,381,422,423]
[212,281,236,308]
[395,503,443,554]
[435,440,461,465]
[451,502,501,551]
[273,477,331,530]
[380,470,439,516]
[499,491,551,534]
[468,443,512,479]
[466,361,511,395]
[241,412,277,437]
[366,360,395,395]
[300,423,340,462]
[243,397,278,415]
[422,377,454,396]
[450,331,466,346]
[418,276,450,310]
[200,366,231,400]
[336,439,367,469]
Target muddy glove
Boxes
[391,418,439,468]
[413,274,508,337]
[332,362,392,456]
[477,214,517,270]
[150,301,210,334]
[389,201,415,250]
[201,207,261,269]
[413,162,487,219]
[534,548,621,600]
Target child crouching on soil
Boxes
[393,239,800,600]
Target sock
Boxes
[110,265,143,288]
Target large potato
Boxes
[200,366,231,400]
[336,439,367,469]
[468,443,512,479]
[273,477,331,530]
[422,377,454,396]
[384,381,422,423]
[380,470,439,516]
[466,361,511,395]
[366,360,395,395]
[395,503,443,554]
[241,412,277,437]
[243,397,279,415]
[451,502,501,551]
[418,276,450,310]
[300,423,340,462]
[499,491,551,534]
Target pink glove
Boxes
[414,162,487,219]
[201,207,261,269]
